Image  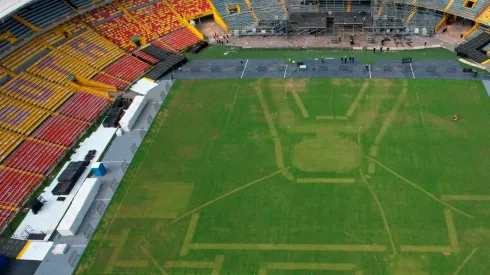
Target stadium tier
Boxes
[27,51,99,84]
[158,28,201,50]
[31,115,88,146]
[0,168,43,207]
[250,0,286,21]
[212,0,256,29]
[456,31,490,63]
[83,2,123,26]
[448,0,487,19]
[3,139,66,174]
[14,0,73,29]
[0,73,74,111]
[153,39,177,52]
[95,14,154,50]
[168,0,212,19]
[119,0,155,10]
[133,50,161,64]
[57,92,111,121]
[0,96,51,135]
[130,2,183,37]
[66,0,92,9]
[102,54,151,82]
[1,40,49,74]
[0,130,24,163]
[92,73,131,90]
[0,17,34,50]
[57,31,126,70]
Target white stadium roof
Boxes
[0,0,36,20]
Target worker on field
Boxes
[453,113,458,121]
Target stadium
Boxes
[0,0,489,273]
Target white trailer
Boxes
[119,95,148,132]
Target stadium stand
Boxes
[212,0,256,29]
[0,96,51,135]
[83,2,123,26]
[0,40,49,74]
[168,0,212,19]
[133,50,160,64]
[456,32,490,63]
[0,167,43,207]
[0,73,74,111]
[39,20,87,47]
[66,0,93,9]
[159,28,201,50]
[0,209,14,229]
[250,0,285,21]
[3,139,66,174]
[14,0,74,28]
[32,115,88,146]
[92,73,131,90]
[27,50,99,84]
[141,44,171,60]
[0,17,34,49]
[153,39,177,52]
[57,92,111,121]
[57,31,126,70]
[102,54,151,82]
[130,2,183,37]
[94,14,154,50]
[120,0,155,10]
[448,0,487,19]
[0,130,24,163]
[144,54,187,80]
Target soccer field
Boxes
[78,78,490,275]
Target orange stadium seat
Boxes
[1,40,48,73]
[57,92,110,121]
[84,2,122,25]
[102,54,151,82]
[3,139,66,174]
[0,96,50,135]
[119,0,154,10]
[95,14,154,51]
[32,115,88,146]
[0,167,43,207]
[159,28,201,50]
[0,130,24,163]
[130,2,183,37]
[168,0,211,19]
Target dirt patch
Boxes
[178,146,198,159]
[423,113,469,138]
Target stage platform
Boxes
[290,12,373,29]
[12,125,117,242]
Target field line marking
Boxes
[369,64,372,79]
[409,63,415,79]
[105,229,131,273]
[444,209,460,252]
[400,245,453,252]
[453,248,478,275]
[361,173,397,256]
[255,86,278,137]
[267,262,357,270]
[187,243,386,251]
[211,255,225,275]
[316,115,334,120]
[258,266,268,275]
[170,167,289,225]
[442,195,490,201]
[281,170,294,180]
[316,115,347,120]
[368,162,376,174]
[114,260,149,267]
[374,82,407,145]
[240,59,248,78]
[140,246,169,274]
[283,64,288,78]
[358,129,396,256]
[366,156,475,219]
[180,213,199,256]
[291,88,309,118]
[165,260,215,269]
[274,138,285,169]
[296,178,355,184]
[188,243,386,251]
[415,92,427,133]
[88,97,171,270]
[346,81,369,118]
[225,89,239,128]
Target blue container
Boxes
[0,254,6,270]
[91,162,107,177]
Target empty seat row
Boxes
[1,40,48,73]
[57,92,111,121]
[130,2,183,37]
[456,32,490,63]
[168,0,212,19]
[58,30,126,70]
[0,73,73,111]
[15,0,74,28]
[0,168,43,207]
[133,50,161,64]
[0,96,50,135]
[120,0,155,10]
[3,139,66,174]
[92,73,131,90]
[31,114,88,146]
[159,28,201,50]
[84,2,123,25]
[0,130,24,163]
[212,0,256,30]
[0,209,14,229]
[102,55,151,82]
[448,0,487,19]
[95,14,154,50]
[39,20,87,46]
[27,50,98,84]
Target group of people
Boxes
[373,46,390,53]
[213,32,229,44]
[340,56,355,64]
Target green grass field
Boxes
[78,77,490,275]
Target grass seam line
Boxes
[453,248,478,275]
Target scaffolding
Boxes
[371,0,439,36]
